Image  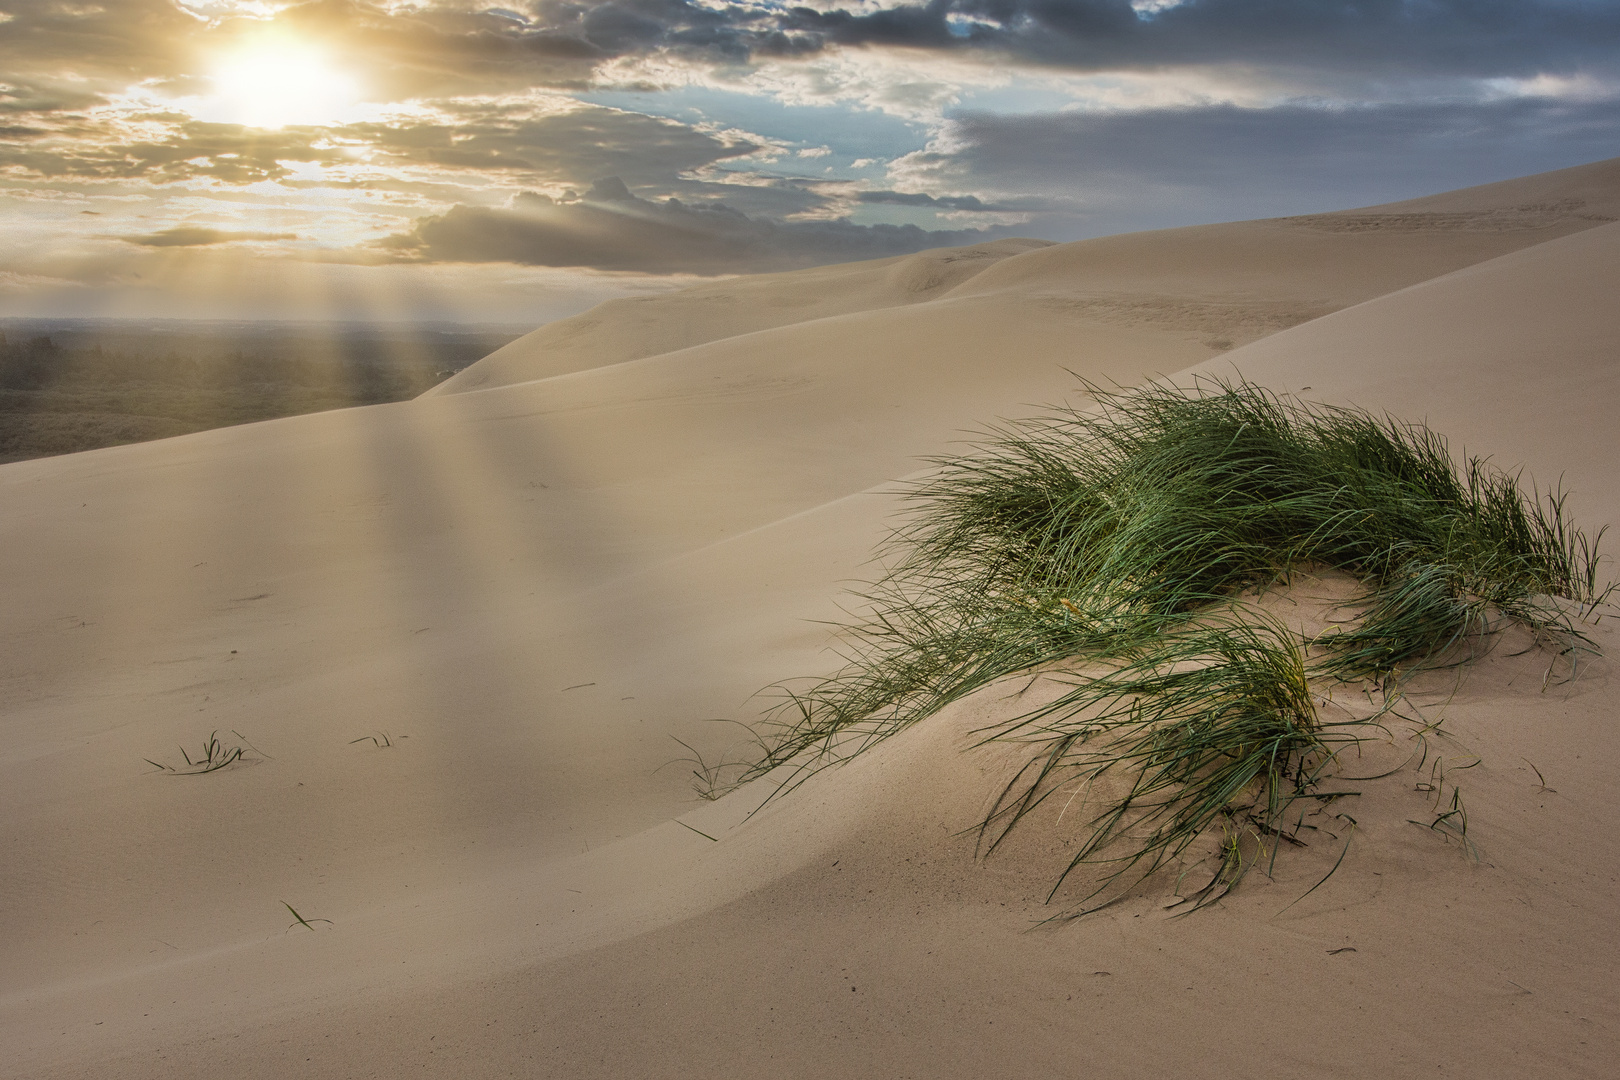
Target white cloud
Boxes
[1129,0,1187,16]
[1483,72,1620,104]
[172,1,289,21]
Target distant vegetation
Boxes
[0,320,521,462]
[728,379,1611,915]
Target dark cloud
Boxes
[398,0,1620,84]
[0,79,101,116]
[5,1,1616,117]
[350,102,760,185]
[895,95,1620,236]
[856,189,1002,211]
[292,0,1618,85]
[665,0,1620,81]
[382,175,998,273]
[122,227,300,247]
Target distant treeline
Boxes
[0,321,521,462]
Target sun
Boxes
[195,38,362,129]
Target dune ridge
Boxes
[5,159,1620,1078]
[432,237,1055,393]
[440,156,1620,398]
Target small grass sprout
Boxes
[722,378,1611,915]
[1524,758,1555,793]
[145,729,260,774]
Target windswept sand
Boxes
[4,158,1619,1078]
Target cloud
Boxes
[674,0,1620,87]
[888,95,1620,235]
[0,0,193,87]
[0,97,782,217]
[122,226,299,247]
[856,188,1001,211]
[382,175,999,273]
[7,1,1617,121]
[350,99,763,185]
[463,0,1620,90]
[0,116,348,182]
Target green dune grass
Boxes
[726,379,1611,914]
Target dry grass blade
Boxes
[282,901,332,931]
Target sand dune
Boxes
[441,156,1620,397]
[433,237,1056,392]
[5,159,1620,1078]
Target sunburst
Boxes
[194,38,362,129]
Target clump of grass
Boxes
[728,378,1610,913]
[145,729,261,774]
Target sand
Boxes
[3,157,1618,1078]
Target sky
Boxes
[2,0,1618,324]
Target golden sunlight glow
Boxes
[195,39,362,129]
